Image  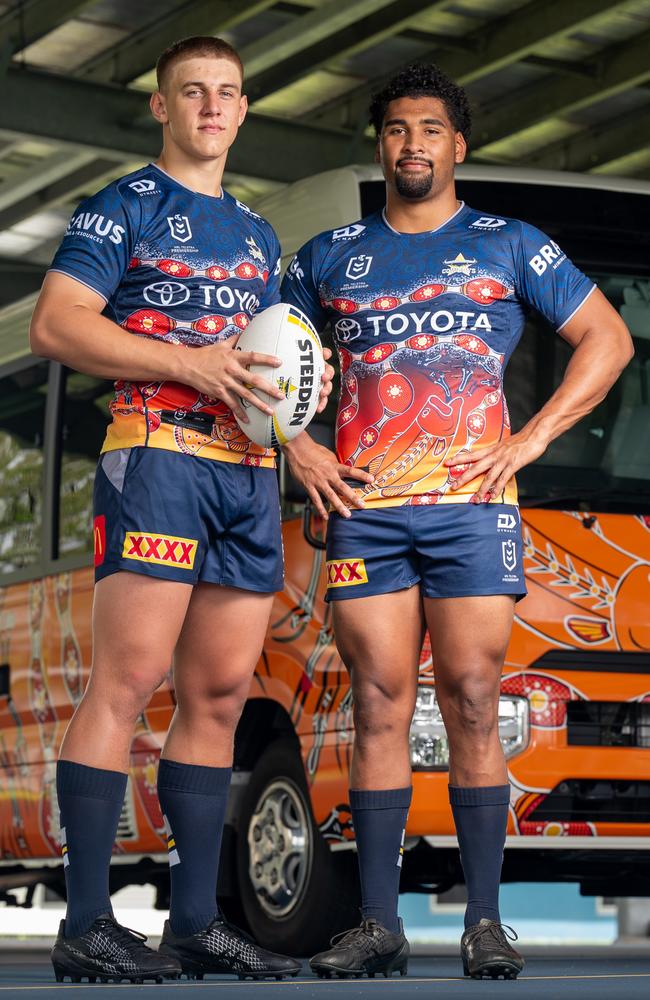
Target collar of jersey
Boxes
[380,200,468,237]
[149,162,225,202]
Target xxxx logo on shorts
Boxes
[326,558,368,588]
[122,531,198,569]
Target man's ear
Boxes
[238,94,248,128]
[150,91,168,125]
[455,131,467,164]
[374,140,381,165]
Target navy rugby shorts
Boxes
[93,447,283,592]
[325,503,526,602]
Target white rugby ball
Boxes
[235,302,325,449]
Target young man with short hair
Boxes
[281,63,633,980]
[31,36,337,984]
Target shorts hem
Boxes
[325,576,420,602]
[421,586,527,600]
[201,575,284,594]
[95,561,197,586]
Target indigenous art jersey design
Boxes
[281,203,595,506]
[50,164,281,466]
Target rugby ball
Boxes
[235,302,324,448]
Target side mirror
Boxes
[302,500,326,550]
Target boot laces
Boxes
[472,921,518,947]
[95,917,150,953]
[330,918,382,951]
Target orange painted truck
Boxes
[0,166,649,953]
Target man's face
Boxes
[377,96,466,201]
[151,56,247,162]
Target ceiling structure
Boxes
[0,0,648,308]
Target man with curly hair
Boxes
[281,63,632,979]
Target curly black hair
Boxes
[369,63,471,142]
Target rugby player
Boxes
[29,36,337,984]
[281,63,633,980]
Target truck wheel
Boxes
[236,738,360,955]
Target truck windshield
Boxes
[507,272,650,513]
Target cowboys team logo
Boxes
[502,539,517,573]
[167,214,193,243]
[245,235,265,264]
[443,253,477,276]
[345,255,373,281]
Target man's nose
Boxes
[402,137,425,155]
[202,94,222,116]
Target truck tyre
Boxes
[236,738,360,955]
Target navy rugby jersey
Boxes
[281,202,594,506]
[50,163,281,466]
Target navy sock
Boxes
[56,760,127,938]
[449,784,510,929]
[157,758,231,936]
[349,786,412,934]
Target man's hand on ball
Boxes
[444,431,547,502]
[283,434,374,519]
[188,332,284,423]
[316,348,335,414]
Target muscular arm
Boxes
[30,272,284,420]
[446,288,635,501]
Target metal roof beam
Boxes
[311,0,625,127]
[0,0,94,54]
[0,157,117,231]
[0,66,375,183]
[474,28,650,151]
[0,262,45,305]
[518,106,650,174]
[243,0,447,103]
[77,0,277,85]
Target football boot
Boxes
[158,914,301,980]
[51,913,181,983]
[461,918,524,979]
[310,917,409,979]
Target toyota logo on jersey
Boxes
[143,281,190,307]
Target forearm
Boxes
[30,302,190,383]
[517,327,633,451]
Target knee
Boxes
[352,682,412,744]
[87,656,170,724]
[177,676,250,731]
[440,673,501,739]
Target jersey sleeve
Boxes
[515,222,595,330]
[48,186,135,302]
[280,238,329,332]
[258,229,282,309]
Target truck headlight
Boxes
[409,686,529,770]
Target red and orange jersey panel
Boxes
[281,204,594,506]
[49,164,281,467]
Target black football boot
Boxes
[51,914,181,983]
[158,915,301,980]
[461,918,524,979]
[310,917,409,979]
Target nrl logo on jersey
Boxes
[470,216,507,230]
[332,224,365,241]
[345,254,373,280]
[167,214,193,243]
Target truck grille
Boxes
[567,701,650,747]
[529,780,650,824]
